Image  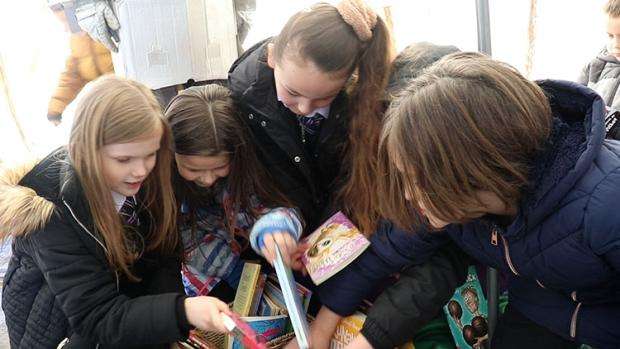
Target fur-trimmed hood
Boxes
[0,159,55,239]
[0,148,75,239]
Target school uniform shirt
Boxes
[0,147,187,349]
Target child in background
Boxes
[579,0,620,109]
[0,75,230,348]
[165,84,304,298]
[47,1,114,125]
[380,52,620,348]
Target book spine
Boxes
[232,263,262,316]
[249,274,266,316]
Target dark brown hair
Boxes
[272,1,393,235]
[387,42,460,100]
[379,52,552,229]
[165,85,290,238]
[605,0,620,17]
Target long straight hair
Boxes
[165,84,291,238]
[378,53,552,229]
[272,1,393,235]
[69,75,177,281]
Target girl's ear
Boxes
[267,43,276,69]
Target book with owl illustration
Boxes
[301,211,370,285]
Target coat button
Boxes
[260,121,267,127]
[248,113,254,120]
[294,156,301,163]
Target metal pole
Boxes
[476,1,497,346]
[476,0,492,56]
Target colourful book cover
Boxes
[227,315,288,349]
[330,312,367,349]
[329,312,416,349]
[443,266,489,349]
[301,211,370,285]
[258,292,286,317]
[263,281,287,313]
[233,263,262,317]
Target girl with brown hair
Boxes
[165,84,303,298]
[380,52,620,348]
[0,75,230,348]
[228,1,435,346]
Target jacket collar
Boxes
[504,80,606,238]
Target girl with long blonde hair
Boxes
[0,75,230,348]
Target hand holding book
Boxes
[184,296,232,333]
[260,231,298,266]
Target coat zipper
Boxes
[570,302,582,339]
[63,200,120,291]
[490,229,498,245]
[500,235,520,276]
[491,227,519,275]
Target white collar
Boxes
[277,95,331,118]
[111,191,126,212]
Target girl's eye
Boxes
[116,158,130,164]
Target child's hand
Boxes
[250,208,304,266]
[261,231,298,266]
[284,306,341,349]
[184,296,230,333]
[343,335,374,349]
[290,242,309,274]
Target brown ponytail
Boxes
[272,0,393,235]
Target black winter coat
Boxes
[0,148,187,348]
[228,39,470,348]
[228,39,349,231]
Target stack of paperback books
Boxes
[181,259,312,349]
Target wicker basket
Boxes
[178,329,296,349]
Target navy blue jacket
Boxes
[447,80,620,348]
[318,220,453,315]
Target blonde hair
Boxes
[605,0,620,17]
[69,75,177,281]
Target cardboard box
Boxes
[113,0,238,89]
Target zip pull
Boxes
[490,229,498,246]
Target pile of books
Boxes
[181,262,312,349]
[180,211,373,349]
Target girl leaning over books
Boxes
[378,53,620,348]
[165,84,304,300]
[0,75,231,348]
